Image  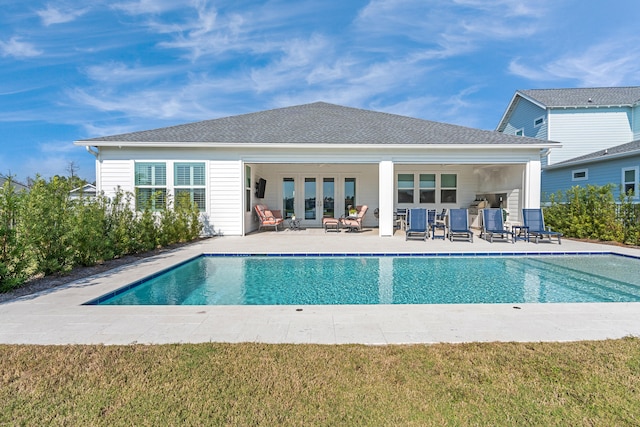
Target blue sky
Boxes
[2,0,640,183]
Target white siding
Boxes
[99,160,133,197]
[548,108,633,164]
[210,161,243,236]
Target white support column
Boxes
[524,159,541,209]
[378,160,394,237]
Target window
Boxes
[572,169,588,181]
[419,173,435,203]
[283,178,295,218]
[440,174,457,203]
[622,167,638,197]
[245,165,251,212]
[515,128,524,136]
[174,162,206,211]
[344,178,356,215]
[397,174,414,203]
[135,162,166,211]
[534,116,545,127]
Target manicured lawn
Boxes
[2,339,639,425]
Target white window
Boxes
[135,162,166,211]
[572,169,588,181]
[515,128,524,136]
[534,116,545,127]
[440,174,457,204]
[622,167,638,197]
[419,174,436,203]
[174,162,206,211]
[397,174,414,203]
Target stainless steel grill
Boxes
[468,198,489,216]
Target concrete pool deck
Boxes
[1,228,640,345]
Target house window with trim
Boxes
[572,169,588,181]
[534,116,545,127]
[344,178,356,215]
[397,174,414,203]
[622,167,638,197]
[175,162,206,211]
[283,178,295,218]
[245,165,251,212]
[515,128,524,136]
[135,162,167,211]
[440,173,457,203]
[419,174,435,203]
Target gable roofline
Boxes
[497,86,640,132]
[75,101,560,149]
[545,139,640,170]
[495,91,547,132]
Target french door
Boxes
[303,177,335,226]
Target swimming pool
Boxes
[86,253,640,306]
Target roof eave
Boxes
[75,140,559,149]
[545,149,640,170]
[496,91,547,132]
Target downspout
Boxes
[86,146,99,157]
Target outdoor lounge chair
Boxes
[254,204,284,231]
[405,208,428,241]
[447,208,473,242]
[522,208,562,244]
[339,205,368,232]
[480,208,513,243]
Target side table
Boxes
[512,225,529,242]
[288,218,301,230]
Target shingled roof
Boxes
[77,102,553,146]
[519,87,640,108]
[546,139,640,169]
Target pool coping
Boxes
[2,232,640,345]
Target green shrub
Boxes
[19,177,75,275]
[0,179,30,290]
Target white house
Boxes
[75,102,558,236]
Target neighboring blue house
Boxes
[541,139,640,202]
[496,87,640,202]
[496,86,640,166]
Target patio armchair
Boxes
[447,208,473,242]
[339,205,368,232]
[254,204,284,231]
[522,208,562,244]
[480,208,513,243]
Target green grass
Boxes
[2,339,640,425]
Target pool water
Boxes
[89,254,640,305]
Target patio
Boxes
[1,228,639,345]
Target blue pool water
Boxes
[88,253,640,306]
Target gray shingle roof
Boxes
[78,102,553,146]
[520,87,640,108]
[547,139,640,169]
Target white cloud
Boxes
[36,4,88,26]
[0,37,42,58]
[111,0,181,15]
[509,39,640,87]
[83,62,180,83]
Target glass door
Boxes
[322,178,335,219]
[304,178,316,220]
[301,176,336,226]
